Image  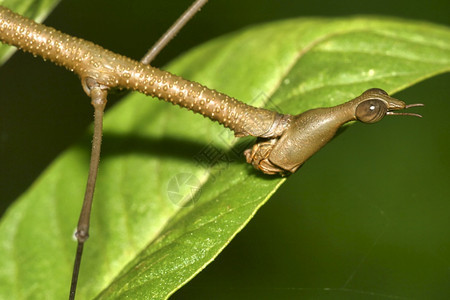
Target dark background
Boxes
[0,0,449,299]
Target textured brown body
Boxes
[0,7,422,175]
[0,6,290,138]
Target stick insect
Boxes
[1,1,441,299]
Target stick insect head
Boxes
[245,88,424,175]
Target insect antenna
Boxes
[387,103,424,118]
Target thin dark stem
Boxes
[140,0,208,65]
[69,86,107,300]
[69,243,84,300]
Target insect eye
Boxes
[355,99,388,123]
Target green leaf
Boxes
[0,16,449,299]
[0,0,61,65]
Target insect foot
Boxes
[244,138,287,175]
